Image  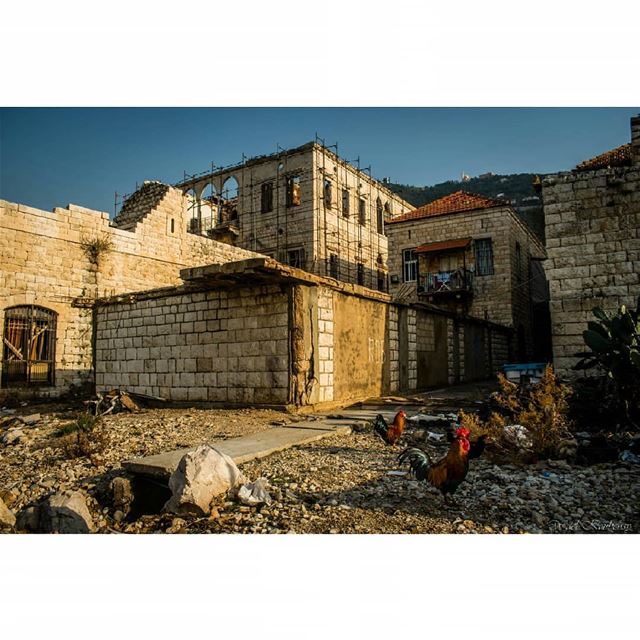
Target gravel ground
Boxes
[1,403,639,534]
[0,404,292,518]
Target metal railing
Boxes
[418,269,473,295]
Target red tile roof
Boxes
[416,238,472,254]
[575,143,632,172]
[386,190,506,224]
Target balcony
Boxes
[418,268,473,298]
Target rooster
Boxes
[446,416,488,459]
[372,410,407,446]
[398,427,479,505]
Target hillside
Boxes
[386,172,546,242]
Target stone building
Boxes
[175,141,414,291]
[0,183,259,396]
[385,191,549,361]
[540,115,640,377]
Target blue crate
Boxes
[502,362,548,383]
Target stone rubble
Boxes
[0,496,16,528]
[39,490,96,534]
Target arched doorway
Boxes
[2,305,57,387]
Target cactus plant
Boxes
[574,297,640,427]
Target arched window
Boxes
[2,306,57,387]
[221,176,239,222]
[200,184,217,232]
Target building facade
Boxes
[386,191,549,361]
[175,142,414,291]
[540,115,640,377]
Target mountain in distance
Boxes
[385,172,546,242]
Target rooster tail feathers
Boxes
[398,447,432,482]
[372,414,388,440]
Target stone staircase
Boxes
[112,181,172,230]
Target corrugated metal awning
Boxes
[415,238,472,254]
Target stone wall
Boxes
[0,185,260,396]
[92,261,512,408]
[541,117,640,377]
[95,285,290,404]
[386,205,546,359]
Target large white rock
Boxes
[164,445,245,516]
[0,496,16,528]
[41,490,96,534]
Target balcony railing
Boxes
[418,268,473,296]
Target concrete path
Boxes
[123,420,355,480]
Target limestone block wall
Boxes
[541,128,640,377]
[490,330,511,374]
[95,285,290,404]
[0,186,260,396]
[387,305,400,391]
[406,308,418,390]
[316,287,335,404]
[447,319,456,385]
[93,273,513,407]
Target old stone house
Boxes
[175,141,414,291]
[540,115,640,377]
[385,191,549,361]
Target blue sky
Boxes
[1,107,638,215]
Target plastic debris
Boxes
[503,424,532,448]
[620,450,640,464]
[237,478,272,506]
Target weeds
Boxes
[461,365,573,462]
[81,235,113,267]
[56,414,109,458]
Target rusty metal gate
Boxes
[2,306,57,387]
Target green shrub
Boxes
[56,414,108,458]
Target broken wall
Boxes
[177,143,413,292]
[0,187,260,397]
